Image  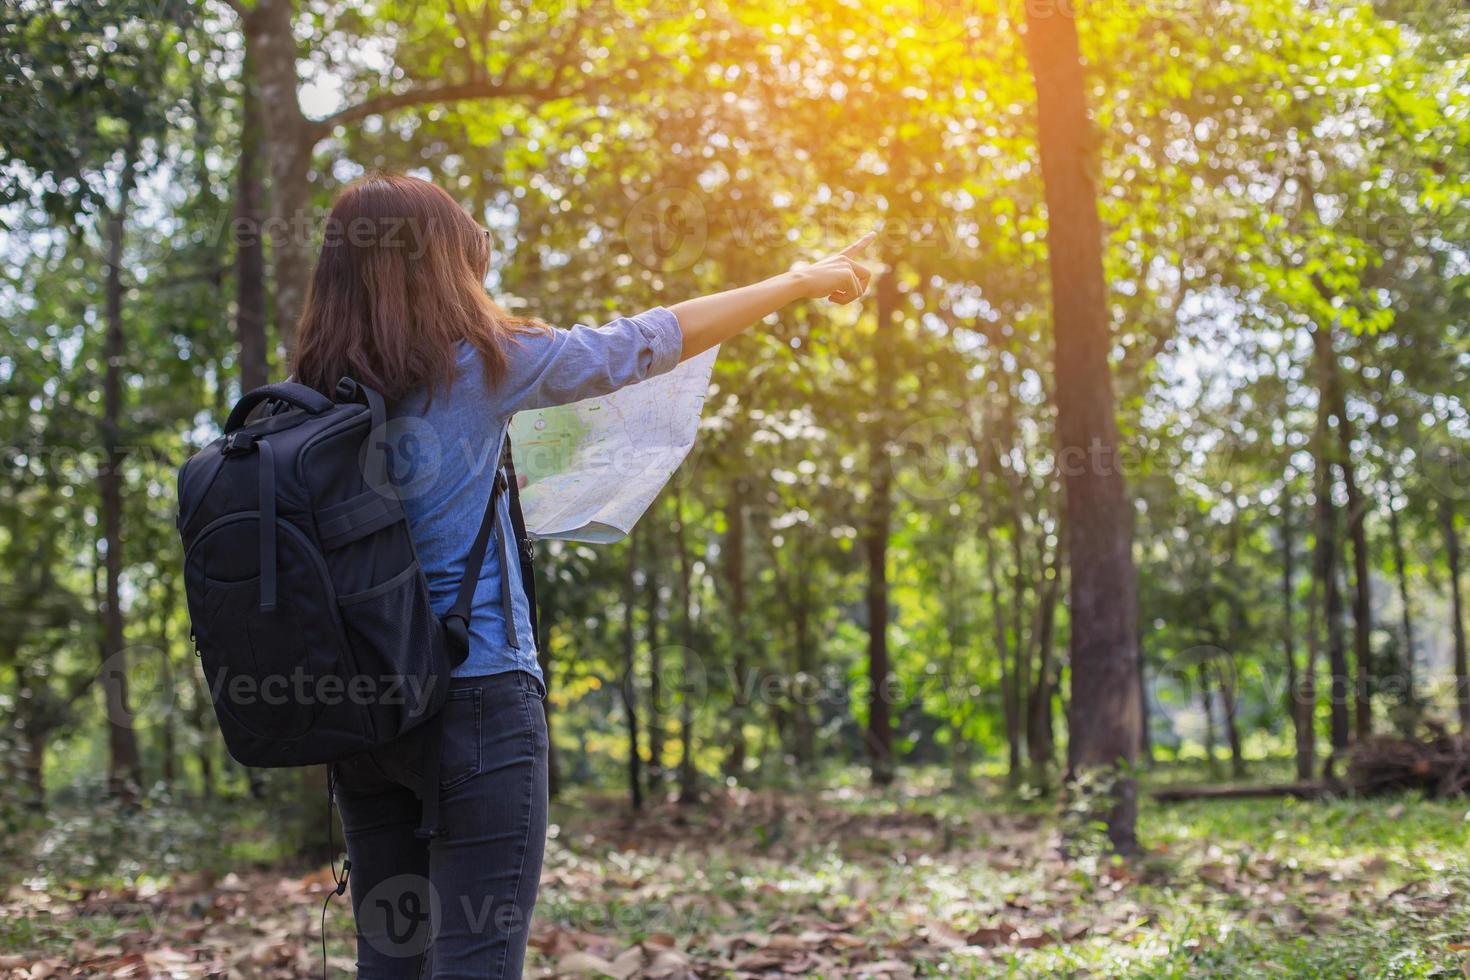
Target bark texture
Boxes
[864,266,899,785]
[100,174,143,799]
[1443,501,1469,732]
[1022,6,1142,852]
[234,52,269,392]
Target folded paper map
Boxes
[508,346,718,543]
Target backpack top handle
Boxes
[224,382,335,433]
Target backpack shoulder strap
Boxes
[441,427,540,659]
[501,430,539,648]
[441,455,507,661]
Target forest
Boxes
[2,0,1469,976]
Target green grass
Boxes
[529,780,1470,978]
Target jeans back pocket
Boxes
[438,687,482,790]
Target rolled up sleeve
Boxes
[509,307,684,411]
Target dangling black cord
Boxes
[321,766,352,978]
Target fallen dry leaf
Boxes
[965,924,1016,947]
[557,950,618,976]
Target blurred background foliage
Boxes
[0,0,1468,855]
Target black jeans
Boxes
[333,670,549,979]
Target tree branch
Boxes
[317,76,583,132]
[443,0,486,81]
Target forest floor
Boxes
[2,768,1468,978]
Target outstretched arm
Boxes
[670,232,876,360]
[502,234,876,412]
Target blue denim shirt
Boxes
[392,308,683,679]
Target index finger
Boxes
[840,231,877,258]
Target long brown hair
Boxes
[292,172,538,401]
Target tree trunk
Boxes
[15,657,46,810]
[674,489,698,803]
[1219,660,1245,779]
[864,266,898,786]
[1326,537,1351,754]
[644,519,664,792]
[235,51,270,392]
[1000,386,1032,772]
[984,526,1022,786]
[190,680,215,800]
[1026,561,1061,780]
[1137,621,1152,768]
[1311,327,1352,752]
[622,534,643,811]
[100,179,143,800]
[790,533,816,769]
[1022,4,1142,853]
[1442,500,1469,732]
[291,766,333,856]
[724,479,749,777]
[247,766,266,799]
[242,0,593,354]
[1389,501,1417,708]
[791,608,816,769]
[1303,374,1341,777]
[1300,579,1321,779]
[1344,493,1375,740]
[243,0,319,349]
[25,727,46,810]
[1222,520,1246,779]
[1324,336,1374,739]
[1153,782,1329,803]
[1282,478,1305,771]
[941,534,974,782]
[153,601,176,791]
[160,713,177,789]
[1199,663,1219,776]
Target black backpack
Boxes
[176,379,535,810]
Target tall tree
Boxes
[1281,478,1314,780]
[1323,330,1375,739]
[723,479,750,777]
[674,487,698,803]
[621,534,643,811]
[1311,326,1352,753]
[98,157,145,798]
[1021,4,1142,851]
[1,0,193,797]
[1444,500,1469,732]
[223,0,677,347]
[233,53,269,392]
[644,520,665,793]
[1388,498,1418,710]
[863,266,899,786]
